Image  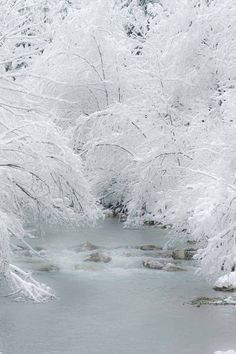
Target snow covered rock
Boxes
[172,249,195,260]
[143,259,164,270]
[139,245,162,251]
[84,252,112,263]
[37,264,60,272]
[163,263,186,272]
[143,260,186,271]
[69,241,99,253]
[214,272,236,292]
[191,296,236,307]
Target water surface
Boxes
[0,219,236,354]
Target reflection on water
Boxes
[0,218,236,354]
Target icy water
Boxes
[0,218,236,354]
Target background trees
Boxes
[67,0,236,281]
[1,0,236,301]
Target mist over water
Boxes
[1,219,236,354]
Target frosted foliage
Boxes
[0,0,101,302]
[67,0,236,280]
[1,0,236,302]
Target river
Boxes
[0,218,236,354]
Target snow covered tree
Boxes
[0,0,101,302]
[69,0,236,284]
[1,0,236,301]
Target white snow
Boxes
[214,272,236,290]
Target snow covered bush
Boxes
[25,0,135,129]
[0,120,100,302]
[0,0,101,302]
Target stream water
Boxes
[0,218,236,354]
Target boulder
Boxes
[139,245,162,251]
[214,285,236,292]
[191,296,236,307]
[38,264,59,272]
[214,272,236,292]
[172,248,195,260]
[70,241,99,253]
[84,252,112,263]
[143,259,164,270]
[163,263,186,272]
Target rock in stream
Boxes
[143,260,186,271]
[143,259,164,270]
[84,252,112,263]
[163,263,186,272]
[69,241,99,253]
[172,249,196,260]
[191,296,236,307]
[138,245,162,251]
